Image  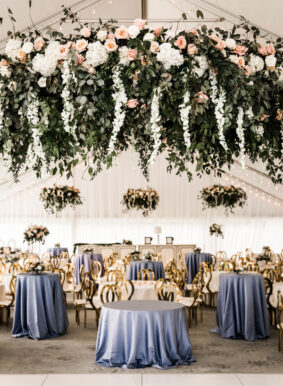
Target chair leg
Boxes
[279,328,282,352]
[96,309,101,328]
[84,308,87,328]
[6,307,9,327]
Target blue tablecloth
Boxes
[128,261,165,281]
[185,253,212,284]
[12,273,69,340]
[74,253,104,284]
[96,300,194,369]
[215,273,270,341]
[48,247,68,256]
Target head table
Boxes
[96,300,194,369]
[128,261,165,281]
[12,273,69,340]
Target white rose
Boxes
[150,41,160,53]
[37,77,47,88]
[265,55,276,68]
[97,30,108,42]
[249,54,264,73]
[37,265,42,271]
[86,41,108,67]
[127,25,140,39]
[255,125,264,136]
[0,66,11,78]
[22,41,34,54]
[225,38,236,50]
[5,39,21,60]
[143,32,155,41]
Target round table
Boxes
[215,273,270,341]
[96,300,194,369]
[185,253,212,284]
[128,261,165,281]
[74,253,104,284]
[48,247,68,257]
[12,273,69,340]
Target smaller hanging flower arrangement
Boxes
[24,225,49,244]
[40,185,83,214]
[122,188,159,216]
[209,224,224,238]
[199,184,247,214]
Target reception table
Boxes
[48,247,68,257]
[128,261,165,281]
[215,273,270,341]
[74,253,104,284]
[96,300,194,369]
[186,253,212,284]
[12,273,69,340]
[98,280,157,301]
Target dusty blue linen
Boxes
[128,261,165,281]
[48,247,68,256]
[185,253,212,284]
[74,253,104,284]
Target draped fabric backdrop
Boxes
[0,151,282,256]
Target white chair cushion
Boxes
[177,297,195,307]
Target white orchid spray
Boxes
[179,74,191,152]
[107,66,127,155]
[148,86,162,165]
[209,71,228,151]
[0,80,5,133]
[236,106,245,168]
[61,60,78,140]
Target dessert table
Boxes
[214,273,270,341]
[12,273,69,340]
[186,253,212,284]
[128,261,165,281]
[74,253,104,284]
[96,300,194,369]
[48,247,68,257]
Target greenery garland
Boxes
[40,185,83,214]
[122,188,159,216]
[199,184,247,214]
[0,7,282,184]
[23,225,49,244]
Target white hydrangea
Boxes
[45,41,61,61]
[127,25,140,39]
[225,38,236,50]
[97,30,108,42]
[236,107,245,168]
[22,41,34,54]
[32,54,57,77]
[143,32,155,41]
[193,56,208,78]
[265,55,277,68]
[249,54,264,73]
[5,39,21,61]
[255,125,264,136]
[86,42,108,68]
[0,66,11,78]
[156,43,184,70]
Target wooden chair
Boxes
[137,268,155,281]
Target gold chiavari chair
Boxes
[137,268,155,281]
[106,269,124,282]
[0,275,16,326]
[90,260,102,281]
[116,279,135,300]
[277,291,283,351]
[0,260,7,282]
[169,268,184,291]
[218,260,235,272]
[165,261,177,278]
[157,281,180,301]
[263,267,277,283]
[104,255,115,271]
[276,262,283,282]
[246,262,259,272]
[199,262,216,307]
[8,262,22,275]
[264,277,275,326]
[74,273,97,327]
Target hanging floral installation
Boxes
[199,184,247,214]
[121,188,159,216]
[0,7,282,183]
[209,223,224,238]
[40,185,83,214]
[23,225,49,244]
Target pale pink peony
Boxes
[211,35,226,51]
[80,27,91,38]
[74,53,84,65]
[75,39,88,53]
[175,35,187,50]
[232,45,248,56]
[258,44,275,56]
[197,91,209,103]
[134,19,145,30]
[127,48,137,61]
[34,37,45,51]
[127,99,139,108]
[150,41,160,53]
[105,38,118,52]
[16,50,26,63]
[187,44,198,55]
[115,26,129,40]
[59,45,70,59]
[153,26,162,37]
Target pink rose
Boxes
[243,65,252,76]
[74,54,84,65]
[187,44,198,55]
[80,27,91,38]
[174,35,187,50]
[115,26,129,40]
[232,45,248,56]
[127,48,137,61]
[197,91,209,103]
[258,44,275,56]
[211,35,226,51]
[105,38,118,52]
[127,99,139,108]
[34,37,45,51]
[153,26,162,37]
[75,39,88,53]
[16,50,26,63]
[59,45,70,59]
[134,19,145,30]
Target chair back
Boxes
[157,282,180,301]
[263,267,277,282]
[90,260,102,280]
[104,255,115,270]
[84,273,97,309]
[8,262,22,275]
[100,283,121,304]
[137,268,155,281]
[116,279,135,300]
[106,269,123,282]
[165,261,177,275]
[49,255,61,271]
[169,268,184,289]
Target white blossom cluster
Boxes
[148,86,162,165]
[179,87,191,151]
[107,67,127,155]
[209,72,228,151]
[156,43,184,70]
[0,64,11,78]
[248,54,264,73]
[246,106,254,121]
[32,41,61,77]
[119,46,131,66]
[193,56,208,78]
[5,39,21,61]
[86,41,108,68]
[0,80,5,133]
[61,60,77,139]
[236,107,245,169]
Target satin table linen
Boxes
[12,273,69,340]
[74,253,104,284]
[185,253,212,284]
[215,273,270,341]
[128,261,165,281]
[48,247,68,256]
[98,280,157,300]
[96,300,194,369]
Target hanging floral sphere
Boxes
[122,188,159,216]
[24,225,49,244]
[209,223,224,238]
[40,185,83,214]
[199,184,247,214]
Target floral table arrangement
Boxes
[194,247,202,253]
[23,225,49,245]
[130,251,141,261]
[199,184,247,214]
[27,261,46,274]
[40,185,83,214]
[144,252,154,261]
[209,223,224,238]
[122,188,159,216]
